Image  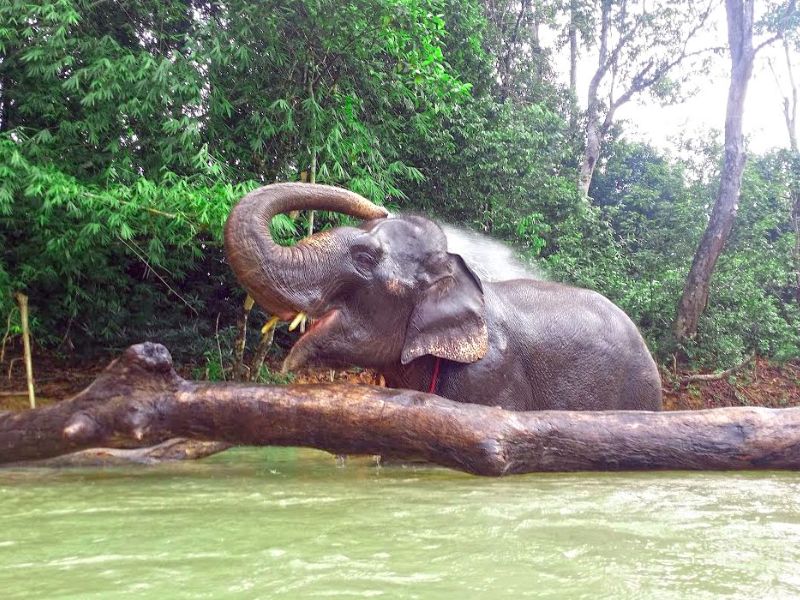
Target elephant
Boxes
[224,182,662,411]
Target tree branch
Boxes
[588,3,642,102]
[681,352,756,383]
[607,0,716,114]
[753,0,797,55]
[117,236,199,316]
[781,36,798,151]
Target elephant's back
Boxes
[484,280,662,411]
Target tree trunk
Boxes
[532,5,542,86]
[780,38,798,153]
[2,342,800,475]
[673,0,756,342]
[568,0,579,140]
[778,37,800,302]
[793,175,800,302]
[0,75,8,132]
[578,0,610,197]
[578,121,600,196]
[232,295,254,381]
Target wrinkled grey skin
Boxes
[225,183,662,411]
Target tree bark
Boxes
[793,166,800,302]
[578,0,610,196]
[777,37,800,302]
[568,0,579,140]
[673,0,756,342]
[783,36,798,152]
[2,342,800,475]
[0,75,8,133]
[579,115,602,196]
[232,295,254,381]
[14,293,35,409]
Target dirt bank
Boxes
[662,357,800,410]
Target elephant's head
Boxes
[224,183,488,372]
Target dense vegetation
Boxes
[1,0,798,373]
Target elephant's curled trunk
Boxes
[223,182,388,319]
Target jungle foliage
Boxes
[1,0,798,369]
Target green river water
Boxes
[1,447,799,599]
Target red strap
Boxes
[428,357,442,394]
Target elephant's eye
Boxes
[351,244,381,272]
[354,252,376,266]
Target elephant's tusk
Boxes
[288,312,307,332]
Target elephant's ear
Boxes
[401,254,488,365]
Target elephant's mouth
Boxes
[303,309,339,338]
[281,308,341,372]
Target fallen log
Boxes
[1,342,799,475]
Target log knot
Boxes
[122,342,174,374]
[63,413,100,444]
